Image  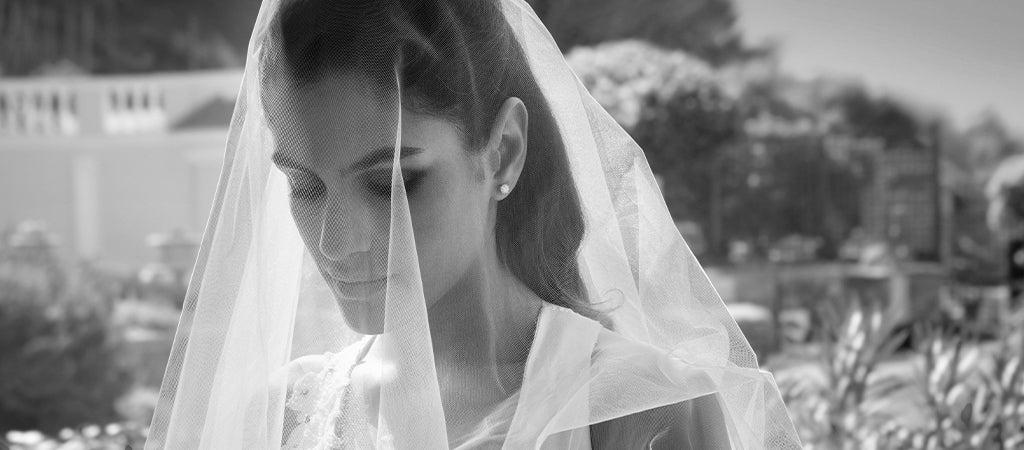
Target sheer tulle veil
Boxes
[145,0,802,448]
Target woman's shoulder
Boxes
[537,303,671,373]
[590,396,731,449]
[550,310,732,448]
[589,402,687,449]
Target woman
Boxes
[145,0,800,448]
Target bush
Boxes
[0,255,132,434]
[3,421,147,450]
[776,298,1024,449]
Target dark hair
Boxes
[262,0,601,320]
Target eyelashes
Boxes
[287,171,424,201]
[288,175,325,200]
[363,171,424,197]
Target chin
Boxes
[325,267,448,334]
[332,286,386,335]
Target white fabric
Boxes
[277,304,596,449]
[145,0,802,448]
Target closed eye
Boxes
[286,172,325,201]
[362,171,424,198]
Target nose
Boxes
[318,190,372,262]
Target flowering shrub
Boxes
[873,325,1024,449]
[0,255,132,434]
[2,422,147,450]
[779,299,1024,449]
[779,301,906,448]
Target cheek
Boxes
[408,172,488,298]
[290,201,322,253]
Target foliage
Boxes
[897,329,1024,449]
[0,253,132,434]
[4,0,757,75]
[3,422,147,450]
[780,301,906,448]
[567,41,719,129]
[987,154,1024,240]
[630,73,742,248]
[722,138,868,259]
[961,114,1024,188]
[941,115,1024,284]
[569,40,744,256]
[569,43,883,257]
[779,299,1024,449]
[112,300,180,333]
[822,85,927,150]
[1,0,245,75]
[571,39,1021,265]
[527,0,764,65]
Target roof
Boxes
[171,96,235,130]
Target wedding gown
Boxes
[280,303,742,449]
[279,304,595,449]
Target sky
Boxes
[732,0,1024,133]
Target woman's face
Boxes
[271,74,493,333]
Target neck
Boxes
[426,250,543,398]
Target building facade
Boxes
[0,70,239,266]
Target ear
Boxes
[485,97,528,200]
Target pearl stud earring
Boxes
[499,184,511,195]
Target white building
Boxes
[0,70,240,266]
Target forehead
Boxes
[270,72,401,167]
[267,72,476,175]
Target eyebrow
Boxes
[271,146,425,174]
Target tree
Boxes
[0,229,132,433]
[528,0,765,65]
[961,114,1022,186]
[823,86,925,150]
[0,0,242,75]
[568,41,744,256]
[939,114,1022,284]
[987,155,1024,240]
[2,0,758,75]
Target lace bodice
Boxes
[281,338,376,449]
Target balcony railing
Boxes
[0,70,241,137]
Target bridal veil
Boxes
[145,0,801,448]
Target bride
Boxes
[145,0,800,448]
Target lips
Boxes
[324,265,383,284]
[322,265,386,299]
[321,258,387,300]
[335,276,387,285]
[329,276,387,300]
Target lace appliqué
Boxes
[282,338,375,450]
[282,351,349,449]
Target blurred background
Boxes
[1,0,1022,448]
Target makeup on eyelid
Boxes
[286,170,427,200]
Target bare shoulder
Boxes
[589,402,686,449]
[590,396,731,450]
[588,329,732,449]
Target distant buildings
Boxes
[0,70,239,266]
[744,109,950,263]
[861,148,944,261]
